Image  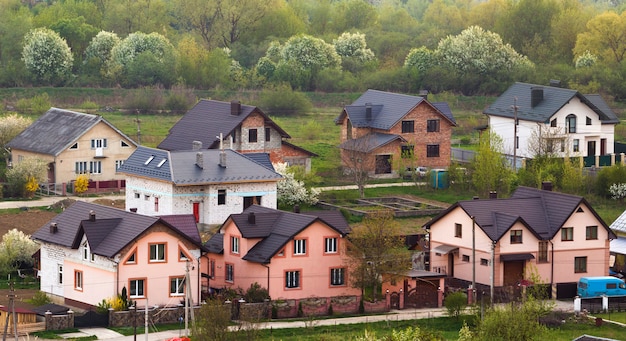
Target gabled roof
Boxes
[609,209,626,235]
[425,186,615,241]
[117,146,282,185]
[339,132,406,153]
[32,201,203,258]
[207,205,350,264]
[6,108,137,156]
[157,99,290,151]
[335,89,457,128]
[483,82,619,124]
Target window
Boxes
[130,279,145,298]
[573,139,580,152]
[586,116,592,125]
[265,127,271,142]
[566,114,577,133]
[249,129,258,143]
[401,120,414,133]
[218,190,226,205]
[285,270,300,289]
[209,259,215,278]
[149,243,166,262]
[516,136,519,149]
[121,140,130,147]
[538,241,548,262]
[586,226,598,240]
[225,264,234,282]
[154,197,159,212]
[276,249,285,257]
[134,193,140,199]
[427,119,440,132]
[232,131,236,143]
[427,144,440,157]
[455,223,462,238]
[91,138,107,149]
[179,247,191,261]
[462,255,470,262]
[400,145,414,158]
[561,227,574,241]
[510,230,522,244]
[575,256,587,273]
[145,194,150,201]
[89,161,102,174]
[330,268,345,286]
[75,161,88,174]
[58,265,63,284]
[480,258,489,266]
[70,143,78,150]
[144,156,154,165]
[81,241,89,261]
[294,239,306,255]
[74,271,83,291]
[231,236,240,254]
[170,277,185,296]
[325,237,338,254]
[125,250,137,264]
[157,159,166,168]
[116,160,125,169]
[550,119,557,127]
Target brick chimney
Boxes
[231,101,241,116]
[248,212,255,224]
[542,181,553,191]
[50,222,58,233]
[196,152,204,169]
[89,210,95,222]
[192,141,202,151]
[489,191,497,199]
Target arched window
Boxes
[566,114,577,133]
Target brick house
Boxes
[335,90,456,176]
[158,99,316,172]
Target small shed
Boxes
[0,305,37,331]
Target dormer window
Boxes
[145,156,154,165]
[157,159,166,168]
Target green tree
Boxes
[329,0,378,34]
[22,28,74,85]
[5,157,48,198]
[0,229,39,275]
[218,0,272,47]
[574,11,626,65]
[83,30,121,80]
[333,31,376,73]
[550,3,592,64]
[476,298,549,341]
[444,291,467,320]
[50,16,99,64]
[172,0,221,48]
[346,210,411,301]
[192,299,231,341]
[471,130,514,198]
[0,113,31,161]
[101,0,170,37]
[0,0,32,86]
[417,0,466,48]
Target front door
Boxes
[192,202,200,223]
[503,260,524,285]
[587,141,596,156]
[601,138,606,155]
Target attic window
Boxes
[550,119,557,127]
[144,155,154,165]
[157,159,166,168]
[69,143,78,150]
[121,140,130,147]
[586,116,592,125]
[576,207,584,213]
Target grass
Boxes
[594,311,626,324]
[109,322,182,336]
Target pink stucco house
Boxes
[32,201,205,310]
[204,205,361,300]
[425,184,615,299]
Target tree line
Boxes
[3,0,626,97]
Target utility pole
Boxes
[135,110,141,145]
[491,241,495,304]
[512,97,519,170]
[2,282,18,341]
[472,216,476,304]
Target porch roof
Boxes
[432,244,458,255]
[500,253,535,262]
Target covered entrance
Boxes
[501,253,535,285]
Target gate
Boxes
[405,281,438,308]
[390,292,400,309]
[74,310,109,328]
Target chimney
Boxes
[549,79,561,88]
[489,191,497,199]
[542,181,553,191]
[192,140,202,151]
[293,205,300,213]
[248,212,255,224]
[531,86,543,108]
[472,196,480,200]
[89,210,95,222]
[365,103,372,121]
[419,90,429,100]
[130,208,137,213]
[196,152,204,169]
[219,150,227,168]
[231,101,241,116]
[50,222,58,233]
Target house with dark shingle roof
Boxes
[205,205,360,299]
[6,108,137,186]
[157,99,316,172]
[425,184,615,299]
[31,201,204,310]
[117,145,282,226]
[335,89,456,176]
[484,82,619,159]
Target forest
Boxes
[3,0,626,98]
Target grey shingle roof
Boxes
[212,205,350,264]
[425,186,615,241]
[338,132,405,153]
[335,89,457,128]
[32,201,203,258]
[610,209,626,234]
[117,146,282,185]
[157,99,290,151]
[6,108,137,155]
[483,82,619,124]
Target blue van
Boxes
[577,276,626,298]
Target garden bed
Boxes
[318,197,446,217]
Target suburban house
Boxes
[117,144,282,226]
[425,184,615,299]
[204,205,361,300]
[335,89,456,177]
[157,99,316,172]
[483,82,619,159]
[6,108,138,187]
[31,201,205,309]
[608,209,626,275]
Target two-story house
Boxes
[484,82,619,159]
[31,201,204,309]
[335,89,456,176]
[7,108,138,186]
[157,99,316,172]
[205,205,360,300]
[117,144,282,226]
[426,184,615,299]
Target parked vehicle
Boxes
[404,166,428,179]
[577,276,626,298]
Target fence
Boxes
[37,179,125,197]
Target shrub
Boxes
[193,299,231,341]
[257,84,312,115]
[15,93,51,115]
[243,282,269,303]
[444,291,467,319]
[165,85,195,114]
[26,291,51,306]
[80,101,99,110]
[74,175,89,195]
[123,86,165,113]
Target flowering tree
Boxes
[610,183,626,202]
[281,34,341,70]
[404,46,435,71]
[5,157,48,198]
[84,31,121,76]
[0,113,31,159]
[274,162,320,208]
[575,50,598,68]
[0,229,39,274]
[22,28,74,85]
[333,32,376,73]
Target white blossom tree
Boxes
[274,162,320,208]
[84,31,121,76]
[108,32,177,83]
[610,183,626,202]
[5,157,48,198]
[404,46,436,71]
[22,28,74,85]
[0,229,39,275]
[0,113,31,154]
[333,31,376,73]
[280,34,341,70]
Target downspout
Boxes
[262,264,270,297]
[549,240,554,299]
[197,257,202,305]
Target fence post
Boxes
[595,155,600,168]
[62,183,66,196]
[611,153,616,166]
[602,295,608,312]
[574,296,581,314]
[45,311,52,330]
[622,153,625,166]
